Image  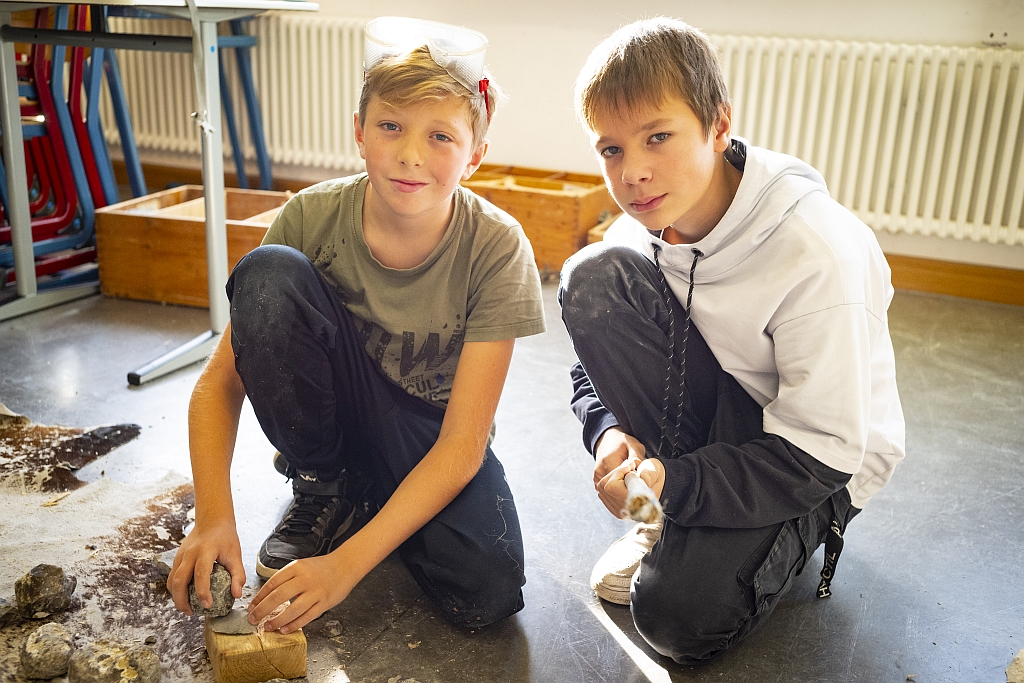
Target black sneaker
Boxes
[256,454,358,579]
[255,491,355,578]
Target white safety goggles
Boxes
[364,16,492,119]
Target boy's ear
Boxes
[462,139,489,180]
[712,103,733,153]
[354,112,367,160]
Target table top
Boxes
[0,0,317,11]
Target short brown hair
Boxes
[358,45,500,148]
[575,18,729,138]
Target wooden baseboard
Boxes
[886,254,1024,306]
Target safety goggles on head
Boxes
[363,16,492,119]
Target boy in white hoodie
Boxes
[559,18,905,663]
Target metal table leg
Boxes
[128,17,229,384]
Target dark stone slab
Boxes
[15,565,76,619]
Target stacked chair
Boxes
[0,5,271,295]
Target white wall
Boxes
[309,0,1024,269]
[315,0,1022,173]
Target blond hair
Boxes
[575,18,729,138]
[358,46,500,148]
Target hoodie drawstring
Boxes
[651,245,703,458]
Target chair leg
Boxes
[231,19,272,190]
[219,51,248,189]
[83,46,119,206]
[101,10,147,198]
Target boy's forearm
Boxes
[657,435,852,529]
[569,361,620,455]
[187,332,246,525]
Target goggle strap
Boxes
[479,78,491,123]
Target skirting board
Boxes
[886,255,1024,307]
[112,161,1024,307]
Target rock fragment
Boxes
[322,619,342,637]
[15,565,76,618]
[187,563,234,617]
[67,639,161,683]
[0,596,22,628]
[20,622,73,679]
[1008,649,1024,683]
[152,548,177,578]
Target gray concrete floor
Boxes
[0,284,1022,682]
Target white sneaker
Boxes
[590,522,663,605]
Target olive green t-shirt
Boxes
[262,173,546,407]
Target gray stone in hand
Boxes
[187,563,234,617]
[68,639,161,683]
[15,565,76,619]
[20,622,73,679]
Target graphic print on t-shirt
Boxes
[357,316,464,405]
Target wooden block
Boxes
[587,212,622,244]
[204,619,306,683]
[95,186,292,307]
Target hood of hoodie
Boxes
[613,139,831,282]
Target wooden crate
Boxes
[95,186,291,307]
[462,165,619,273]
[587,212,623,244]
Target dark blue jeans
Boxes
[226,244,526,627]
[560,244,853,663]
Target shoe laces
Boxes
[277,493,340,538]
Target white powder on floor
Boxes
[0,472,189,592]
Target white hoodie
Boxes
[603,141,906,509]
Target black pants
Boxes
[226,245,526,627]
[560,244,854,663]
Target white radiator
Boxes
[712,35,1024,246]
[101,21,1024,246]
[101,13,366,171]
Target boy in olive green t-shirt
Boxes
[167,20,545,635]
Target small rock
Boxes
[1008,649,1024,683]
[187,564,234,617]
[15,565,76,618]
[68,639,161,683]
[322,619,342,637]
[0,596,22,628]
[20,623,73,679]
[144,635,157,645]
[152,548,178,578]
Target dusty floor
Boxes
[0,284,1022,682]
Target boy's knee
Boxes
[631,573,743,665]
[229,244,309,294]
[406,519,526,628]
[559,243,653,330]
[228,245,316,327]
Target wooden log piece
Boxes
[203,619,306,683]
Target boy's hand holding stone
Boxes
[167,521,245,615]
[594,427,646,485]
[595,448,666,519]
